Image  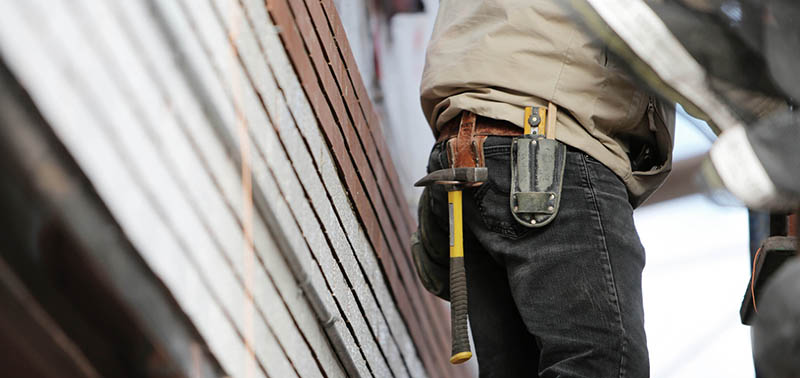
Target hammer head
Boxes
[414,167,489,187]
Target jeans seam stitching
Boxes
[483,146,510,156]
[581,153,628,378]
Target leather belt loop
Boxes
[446,137,456,168]
[440,110,535,169]
[473,135,487,167]
[452,111,477,168]
[444,111,489,169]
[437,113,521,143]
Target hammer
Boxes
[415,166,487,364]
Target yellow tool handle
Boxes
[523,106,548,136]
[448,190,472,364]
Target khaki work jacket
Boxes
[420,0,676,207]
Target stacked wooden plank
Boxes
[264,0,471,377]
[0,0,465,377]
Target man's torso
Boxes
[420,0,676,206]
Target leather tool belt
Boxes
[436,112,522,174]
[436,105,567,228]
[437,113,523,143]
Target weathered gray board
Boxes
[0,0,424,377]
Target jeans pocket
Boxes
[474,154,532,240]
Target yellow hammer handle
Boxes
[448,190,472,364]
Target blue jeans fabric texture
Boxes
[426,136,649,378]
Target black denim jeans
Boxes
[427,136,649,378]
